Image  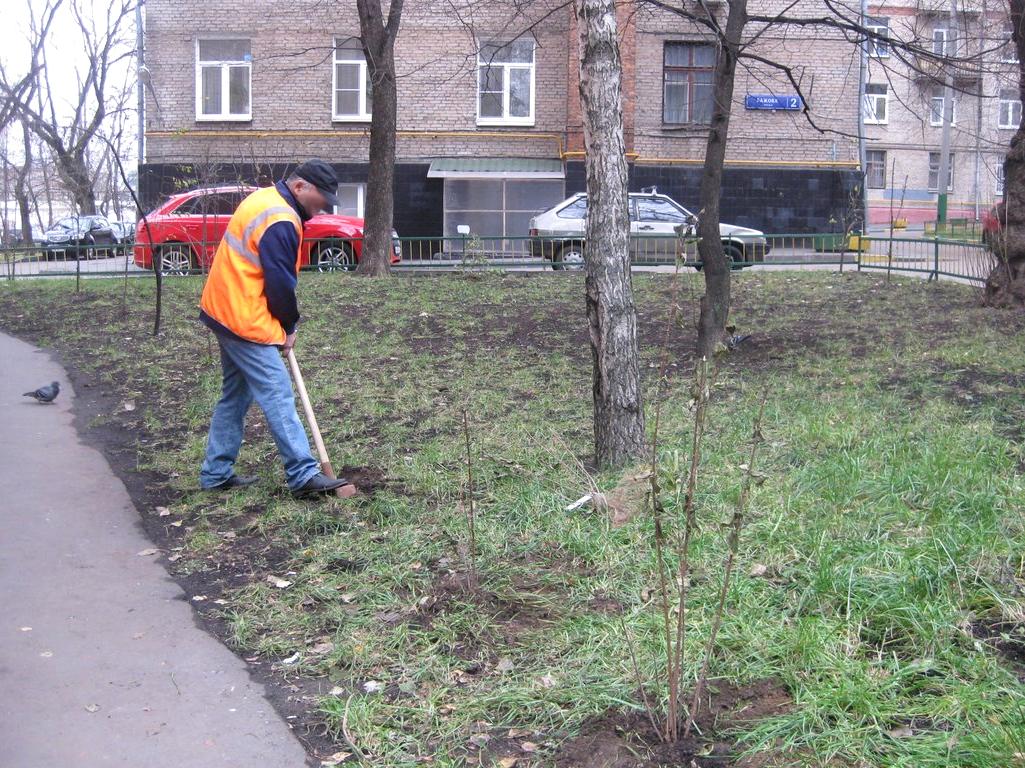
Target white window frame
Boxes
[929,88,956,127]
[863,83,889,124]
[1003,27,1020,63]
[476,40,536,127]
[998,88,1022,129]
[996,163,1005,196]
[335,183,366,217]
[332,37,372,122]
[928,151,954,192]
[866,17,890,58]
[195,38,252,122]
[932,28,950,57]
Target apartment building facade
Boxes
[862,0,1018,225]
[140,0,867,239]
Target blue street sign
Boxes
[745,94,803,111]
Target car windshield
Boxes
[54,217,79,229]
[556,198,588,219]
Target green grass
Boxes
[1,270,1023,767]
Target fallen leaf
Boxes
[156,506,170,516]
[495,658,515,674]
[363,680,383,693]
[137,548,159,557]
[310,641,335,655]
[84,703,101,713]
[538,674,557,689]
[339,592,356,603]
[748,563,768,578]
[329,685,345,696]
[887,726,914,739]
[169,520,183,528]
[321,751,352,766]
[123,400,135,411]
[497,758,518,768]
[267,576,292,589]
[507,728,531,738]
[521,742,537,753]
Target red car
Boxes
[133,185,400,274]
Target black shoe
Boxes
[207,475,259,491]
[292,472,349,498]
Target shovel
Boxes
[286,348,357,498]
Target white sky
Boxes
[1,0,138,162]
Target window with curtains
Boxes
[663,42,715,125]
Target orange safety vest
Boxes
[200,186,303,345]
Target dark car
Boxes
[43,215,118,259]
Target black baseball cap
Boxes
[294,159,340,209]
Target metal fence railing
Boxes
[0,232,999,286]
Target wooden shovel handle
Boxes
[286,348,355,498]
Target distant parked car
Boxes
[43,215,118,259]
[110,219,137,244]
[133,185,401,275]
[528,188,770,270]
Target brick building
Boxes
[862,0,1017,226]
[139,0,866,238]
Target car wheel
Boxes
[724,243,746,270]
[316,240,356,272]
[157,244,194,276]
[554,242,585,271]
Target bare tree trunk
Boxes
[356,0,403,277]
[576,0,646,469]
[983,0,1025,307]
[16,119,34,244]
[696,0,748,356]
[53,150,98,215]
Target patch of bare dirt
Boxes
[553,677,792,768]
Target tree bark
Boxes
[576,0,646,469]
[16,119,35,244]
[696,0,748,356]
[356,0,403,277]
[983,0,1025,307]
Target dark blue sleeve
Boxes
[258,221,301,335]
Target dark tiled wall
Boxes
[139,162,443,238]
[565,161,863,234]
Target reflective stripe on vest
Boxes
[199,187,303,345]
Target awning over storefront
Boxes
[427,157,564,179]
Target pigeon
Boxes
[23,381,60,403]
[726,333,752,350]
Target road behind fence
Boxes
[0,233,999,286]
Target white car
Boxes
[527,188,770,270]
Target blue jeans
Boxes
[200,333,320,490]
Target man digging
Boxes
[198,159,350,498]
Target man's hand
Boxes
[282,331,297,354]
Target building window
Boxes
[999,87,1022,129]
[333,38,372,121]
[477,40,535,126]
[663,43,715,124]
[996,163,1005,196]
[866,149,887,188]
[335,183,365,217]
[863,83,888,124]
[1003,26,1019,63]
[929,86,956,126]
[444,178,563,240]
[932,28,951,57]
[196,39,252,120]
[928,152,954,192]
[866,17,890,57]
